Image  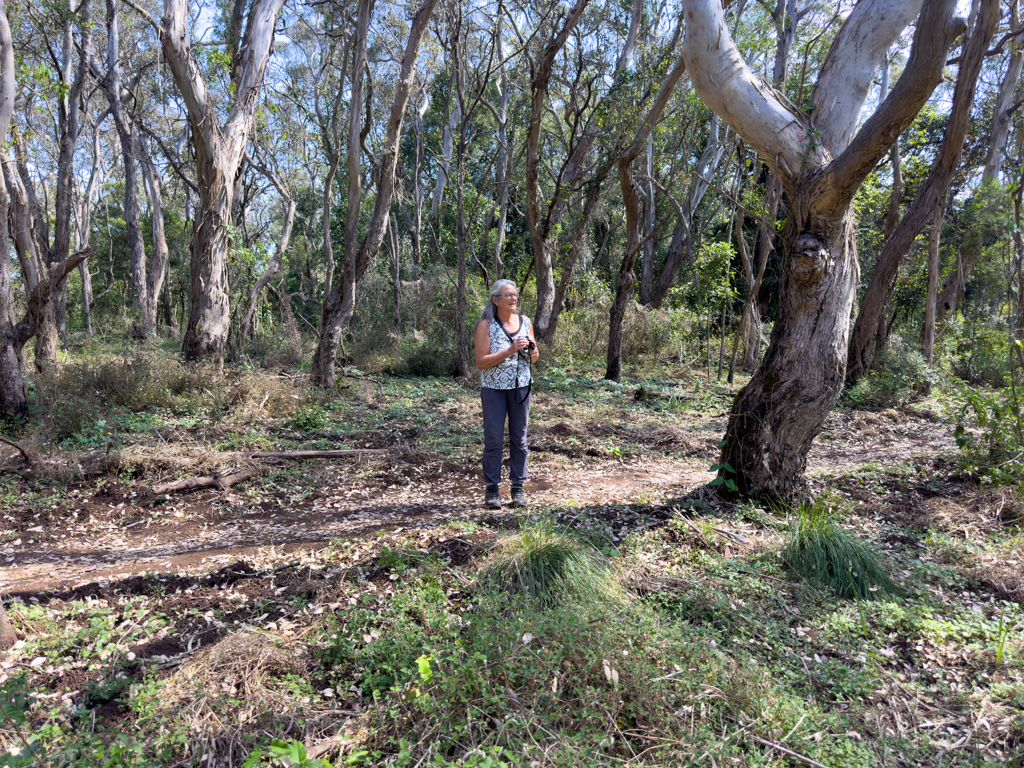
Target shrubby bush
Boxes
[348,267,486,376]
[951,318,1013,388]
[34,352,208,441]
[844,335,935,409]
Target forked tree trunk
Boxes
[311,0,439,387]
[40,0,92,365]
[683,0,965,498]
[983,0,1023,184]
[157,0,287,365]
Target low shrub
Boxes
[953,321,1014,388]
[954,382,1024,485]
[34,352,202,441]
[844,335,934,409]
[245,329,305,371]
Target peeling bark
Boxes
[159,0,287,365]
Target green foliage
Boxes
[34,352,212,443]
[347,267,478,376]
[246,330,306,371]
[954,382,1024,484]
[292,403,329,432]
[242,739,334,767]
[783,497,897,600]
[679,241,737,311]
[480,520,625,607]
[953,321,1015,387]
[844,335,934,409]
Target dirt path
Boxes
[2,408,955,595]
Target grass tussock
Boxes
[480,521,626,607]
[783,497,897,600]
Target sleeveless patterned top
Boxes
[480,315,533,390]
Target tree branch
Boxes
[813,0,966,213]
[812,0,925,154]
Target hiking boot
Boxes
[511,484,528,508]
[484,484,502,509]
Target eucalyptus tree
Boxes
[684,0,969,499]
[311,0,441,387]
[607,44,690,382]
[0,0,92,419]
[0,0,13,622]
[5,0,96,365]
[74,114,112,336]
[119,0,288,365]
[93,0,149,337]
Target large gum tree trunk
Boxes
[723,218,859,497]
[184,167,233,362]
[683,0,965,499]
[157,0,287,365]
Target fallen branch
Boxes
[151,448,390,494]
[746,734,830,768]
[227,449,388,460]
[633,386,694,402]
[0,436,40,467]
[153,469,259,494]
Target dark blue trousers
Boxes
[481,387,531,486]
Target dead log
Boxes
[153,469,259,494]
[225,449,388,460]
[151,448,389,494]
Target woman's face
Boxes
[493,285,518,311]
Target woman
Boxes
[475,279,539,508]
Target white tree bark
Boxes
[983,0,1023,183]
[139,134,172,337]
[311,0,440,387]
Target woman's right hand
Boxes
[509,337,530,353]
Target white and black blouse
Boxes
[480,315,533,390]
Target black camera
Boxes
[527,341,536,351]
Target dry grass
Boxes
[153,632,344,766]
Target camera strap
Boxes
[497,315,532,405]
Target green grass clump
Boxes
[481,520,625,607]
[783,498,896,600]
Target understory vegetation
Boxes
[1,333,1022,767]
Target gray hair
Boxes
[479,279,518,322]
